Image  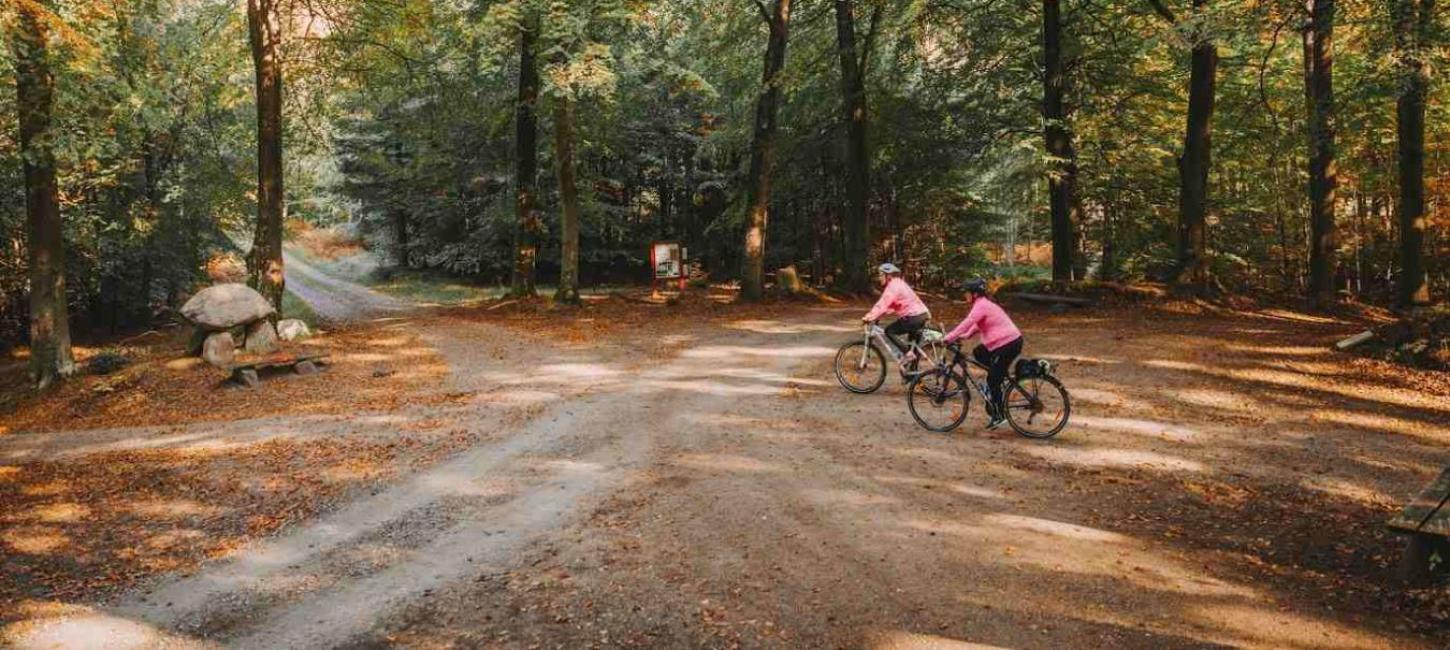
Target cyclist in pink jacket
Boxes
[943,278,1023,429]
[862,263,931,362]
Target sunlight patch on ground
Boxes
[1072,416,1204,442]
[682,345,837,360]
[1223,343,1329,357]
[474,389,560,406]
[866,630,1013,650]
[674,453,782,474]
[683,413,811,431]
[1066,387,1129,407]
[3,525,70,554]
[1189,603,1399,650]
[27,502,90,523]
[1021,446,1206,473]
[981,513,1130,543]
[1313,409,1450,443]
[0,465,19,481]
[1038,353,1123,365]
[636,378,783,397]
[724,319,856,335]
[1,606,217,650]
[872,475,1005,500]
[1141,358,1211,373]
[121,499,226,519]
[1169,388,1257,415]
[1300,475,1394,508]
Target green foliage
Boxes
[3,0,1448,351]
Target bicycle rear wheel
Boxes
[907,369,970,433]
[835,341,887,393]
[1003,374,1070,439]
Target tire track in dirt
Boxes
[4,310,852,649]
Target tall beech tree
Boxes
[1392,0,1434,308]
[1305,0,1338,306]
[1149,0,1218,293]
[510,14,542,298]
[246,0,285,311]
[834,0,878,293]
[553,96,582,304]
[741,0,792,301]
[1043,0,1081,283]
[11,0,75,388]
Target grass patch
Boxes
[370,270,500,305]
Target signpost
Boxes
[651,241,685,293]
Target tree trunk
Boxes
[394,208,410,268]
[246,0,285,312]
[1174,0,1217,293]
[1043,0,1081,284]
[741,0,793,301]
[554,99,582,305]
[1306,0,1338,306]
[12,2,76,389]
[835,0,872,293]
[1393,0,1432,308]
[510,17,542,297]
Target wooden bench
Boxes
[226,351,330,389]
[1387,465,1450,585]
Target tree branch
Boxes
[859,4,882,71]
[754,0,774,26]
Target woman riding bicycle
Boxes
[942,278,1022,430]
[862,263,931,363]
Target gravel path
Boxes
[282,249,408,323]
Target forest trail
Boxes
[3,303,852,649]
[3,296,1448,649]
[282,248,409,323]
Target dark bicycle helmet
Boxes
[964,277,989,295]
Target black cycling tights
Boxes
[885,313,930,353]
[973,336,1023,414]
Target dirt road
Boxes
[3,287,1447,648]
[282,248,408,323]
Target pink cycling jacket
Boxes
[944,297,1022,351]
[864,277,930,322]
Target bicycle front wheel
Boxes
[835,341,887,394]
[1003,374,1071,439]
[907,369,970,433]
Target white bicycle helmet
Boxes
[878,262,902,275]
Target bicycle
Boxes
[834,320,949,394]
[906,343,1071,438]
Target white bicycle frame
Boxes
[858,321,947,374]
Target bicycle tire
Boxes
[835,341,887,394]
[1003,374,1071,439]
[907,368,970,433]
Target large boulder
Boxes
[181,284,275,331]
[276,318,311,342]
[202,331,236,368]
[244,320,281,356]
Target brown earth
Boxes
[1,289,1447,649]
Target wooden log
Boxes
[775,265,804,295]
[1000,292,1094,307]
[1335,330,1376,351]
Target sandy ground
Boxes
[2,279,1447,648]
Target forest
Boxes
[2,0,1446,388]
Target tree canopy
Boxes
[2,0,1447,384]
